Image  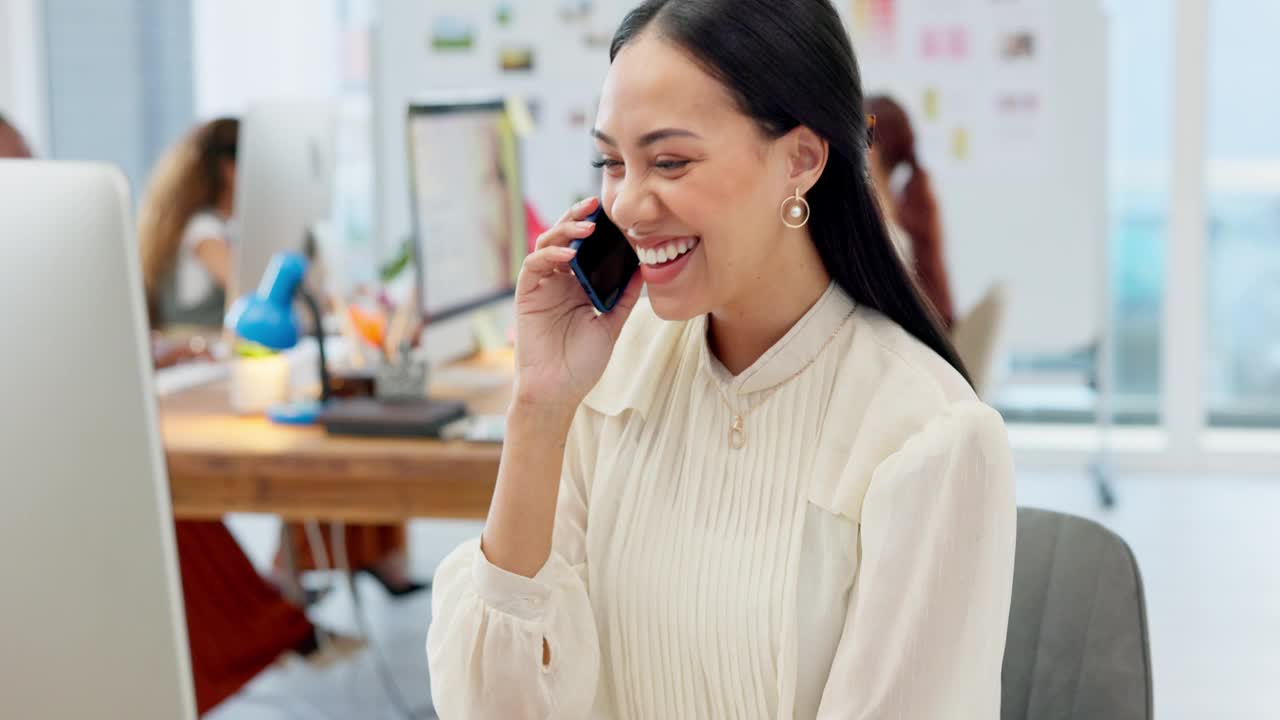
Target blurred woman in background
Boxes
[865,95,956,330]
[139,117,238,328]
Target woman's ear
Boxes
[785,126,828,193]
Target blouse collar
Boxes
[700,282,857,397]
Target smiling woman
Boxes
[426,2,1016,718]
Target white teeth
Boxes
[638,238,699,266]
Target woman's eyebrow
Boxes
[591,127,703,148]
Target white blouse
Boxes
[427,283,1016,719]
[175,210,229,309]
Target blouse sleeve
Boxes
[426,411,602,720]
[816,401,1016,719]
[179,212,226,254]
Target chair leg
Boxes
[1090,459,1117,509]
[277,522,306,606]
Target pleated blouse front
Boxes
[428,283,1016,720]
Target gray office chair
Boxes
[1002,508,1153,720]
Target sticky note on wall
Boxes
[505,96,534,137]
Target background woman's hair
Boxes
[865,94,953,326]
[611,0,969,383]
[136,117,239,324]
[0,112,34,158]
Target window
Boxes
[1203,0,1280,428]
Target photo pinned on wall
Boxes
[559,0,594,23]
[851,0,897,58]
[496,1,513,27]
[989,91,1043,157]
[430,15,475,52]
[919,24,970,62]
[499,45,535,73]
[566,105,590,129]
[988,0,1049,9]
[996,91,1040,120]
[999,30,1036,60]
[582,28,613,50]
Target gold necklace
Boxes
[709,308,855,449]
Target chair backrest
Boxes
[950,282,1008,399]
[1002,508,1153,720]
[0,160,196,719]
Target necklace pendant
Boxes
[729,415,746,449]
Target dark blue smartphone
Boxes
[568,207,640,313]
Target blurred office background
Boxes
[2,0,1277,718]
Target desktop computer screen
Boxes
[1,160,196,718]
[230,100,336,305]
[406,98,526,324]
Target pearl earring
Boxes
[779,187,810,229]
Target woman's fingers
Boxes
[516,246,578,295]
[536,197,600,251]
[601,271,645,338]
[552,195,599,225]
[534,219,596,251]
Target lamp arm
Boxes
[299,288,332,402]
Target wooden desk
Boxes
[161,357,512,523]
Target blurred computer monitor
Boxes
[0,160,196,719]
[229,100,336,305]
[406,97,526,362]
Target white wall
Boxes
[40,0,193,194]
[192,0,340,118]
[0,0,48,154]
[190,0,372,294]
[373,1,1109,356]
[852,0,1109,353]
[0,1,12,118]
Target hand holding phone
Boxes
[510,197,643,414]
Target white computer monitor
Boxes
[0,160,196,719]
[406,97,526,360]
[229,100,336,305]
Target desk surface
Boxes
[161,354,512,523]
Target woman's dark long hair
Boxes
[611,0,970,384]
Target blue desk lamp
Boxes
[225,251,332,423]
